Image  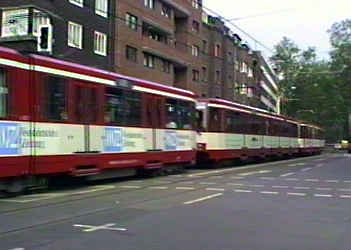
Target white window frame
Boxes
[192,45,199,57]
[69,0,84,8]
[96,0,108,17]
[144,0,154,9]
[94,31,107,56]
[68,21,83,49]
[144,54,154,68]
[192,0,199,9]
[33,9,50,36]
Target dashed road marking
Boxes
[199,182,216,185]
[248,184,265,188]
[325,180,339,183]
[340,195,351,199]
[315,188,332,191]
[260,191,279,195]
[184,193,223,205]
[316,163,324,167]
[287,192,306,196]
[234,189,252,193]
[339,189,351,192]
[149,186,169,190]
[176,187,195,190]
[285,178,299,181]
[230,176,245,179]
[206,188,226,191]
[210,176,224,179]
[301,167,312,172]
[238,170,272,176]
[227,183,244,186]
[154,181,172,184]
[272,186,289,189]
[305,179,319,182]
[180,181,194,184]
[280,172,295,177]
[344,181,351,183]
[314,194,333,198]
[294,187,310,190]
[119,186,141,189]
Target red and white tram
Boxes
[196,98,325,165]
[0,47,197,193]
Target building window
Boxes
[192,20,199,32]
[33,10,50,36]
[126,46,137,62]
[162,59,171,73]
[96,0,108,17]
[69,0,84,7]
[144,53,155,68]
[202,40,207,53]
[192,69,200,81]
[94,31,107,56]
[215,70,221,83]
[161,4,171,18]
[126,13,138,30]
[1,9,29,37]
[215,44,221,57]
[143,23,168,44]
[248,67,253,77]
[0,69,8,118]
[202,67,207,82]
[192,0,201,9]
[192,45,199,57]
[144,0,154,9]
[68,21,83,49]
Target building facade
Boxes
[0,0,279,111]
[0,0,115,71]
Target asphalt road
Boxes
[1,152,351,250]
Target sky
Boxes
[204,0,351,60]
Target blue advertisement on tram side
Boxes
[165,130,177,151]
[104,127,123,153]
[0,123,21,155]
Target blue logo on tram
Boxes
[165,131,177,150]
[104,127,123,153]
[0,123,21,155]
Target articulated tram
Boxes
[0,47,196,193]
[0,46,324,194]
[196,98,325,164]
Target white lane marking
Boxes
[74,223,127,232]
[176,187,195,190]
[129,180,143,183]
[288,164,298,167]
[339,189,351,192]
[294,187,310,190]
[280,172,295,177]
[234,189,252,193]
[149,186,169,190]
[340,195,351,199]
[260,191,279,195]
[313,159,325,162]
[260,177,276,180]
[344,181,351,183]
[248,184,265,188]
[325,180,339,183]
[184,193,223,205]
[285,178,299,181]
[199,182,216,185]
[287,192,306,196]
[272,186,289,189]
[227,183,244,186]
[230,176,245,179]
[154,181,172,184]
[8,248,25,250]
[70,185,116,195]
[296,163,306,166]
[315,188,332,191]
[316,163,324,167]
[206,188,226,191]
[301,167,312,172]
[173,175,184,178]
[238,170,272,176]
[119,185,141,189]
[0,193,64,203]
[314,194,333,198]
[305,179,319,182]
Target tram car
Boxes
[0,46,196,194]
[196,98,324,165]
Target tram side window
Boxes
[178,101,194,129]
[208,107,222,132]
[105,87,141,126]
[0,69,8,118]
[46,77,67,121]
[250,115,266,135]
[165,99,178,128]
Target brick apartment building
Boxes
[0,0,115,71]
[0,0,279,111]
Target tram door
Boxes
[145,94,164,151]
[74,84,98,152]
